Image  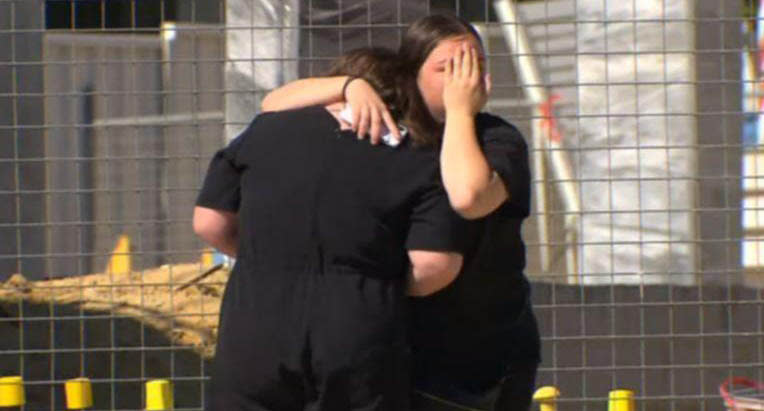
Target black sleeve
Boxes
[195,131,246,212]
[478,114,531,218]
[405,175,469,253]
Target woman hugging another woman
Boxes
[263,13,541,411]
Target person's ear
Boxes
[484,72,492,95]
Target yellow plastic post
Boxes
[201,248,214,268]
[608,389,635,411]
[0,376,25,407]
[107,234,132,274]
[145,379,173,410]
[65,377,93,409]
[532,386,560,411]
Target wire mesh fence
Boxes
[0,0,762,410]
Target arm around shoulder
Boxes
[260,76,348,112]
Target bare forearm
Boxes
[440,43,506,218]
[441,110,500,218]
[407,267,459,296]
[192,206,239,257]
[204,231,238,257]
[261,76,347,111]
[406,251,463,296]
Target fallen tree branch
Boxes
[175,264,224,292]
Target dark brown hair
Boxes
[398,13,483,147]
[324,47,402,122]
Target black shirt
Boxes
[409,113,540,379]
[197,106,469,409]
[197,105,467,275]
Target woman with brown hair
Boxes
[262,14,541,411]
[194,47,468,410]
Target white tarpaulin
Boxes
[224,0,428,141]
[575,0,696,285]
[225,0,300,141]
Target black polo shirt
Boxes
[197,105,466,274]
[409,113,540,386]
[196,105,468,409]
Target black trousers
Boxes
[411,362,538,411]
[208,269,410,411]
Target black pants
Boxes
[208,269,410,410]
[411,362,538,411]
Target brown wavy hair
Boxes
[398,14,483,147]
[324,47,403,123]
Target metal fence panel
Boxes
[0,0,761,410]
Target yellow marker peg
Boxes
[0,376,25,407]
[533,386,560,411]
[145,379,173,410]
[609,389,635,411]
[107,234,132,274]
[201,248,214,268]
[65,377,93,409]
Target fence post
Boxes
[608,389,635,411]
[0,376,25,407]
[533,386,560,411]
[145,379,174,410]
[65,377,93,409]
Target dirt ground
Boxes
[0,263,229,409]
